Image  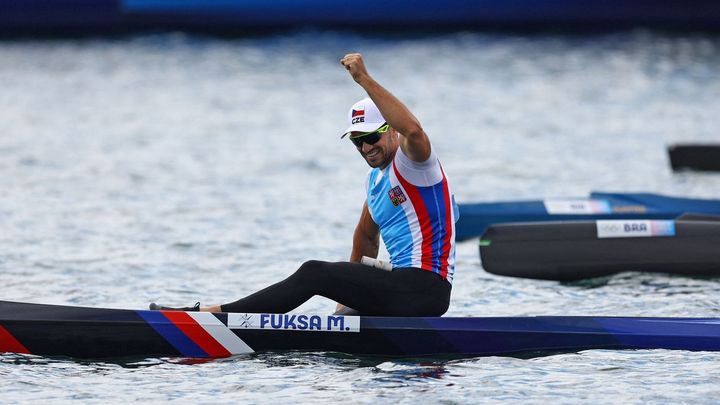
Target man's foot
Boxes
[148,302,200,311]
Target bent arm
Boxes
[335,200,379,313]
[350,200,379,263]
[341,53,432,162]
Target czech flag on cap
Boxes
[341,98,386,138]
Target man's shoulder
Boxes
[394,144,440,171]
[392,145,446,187]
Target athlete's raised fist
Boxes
[340,53,370,84]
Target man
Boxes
[151,53,458,316]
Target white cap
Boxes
[340,97,386,138]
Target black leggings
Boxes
[219,260,452,316]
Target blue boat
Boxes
[2,301,720,359]
[2,0,720,33]
[456,192,720,241]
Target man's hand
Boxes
[340,53,370,84]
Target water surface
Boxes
[1,30,720,403]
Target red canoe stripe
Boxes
[0,325,31,354]
[161,311,231,358]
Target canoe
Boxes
[669,144,720,172]
[3,0,720,33]
[456,192,720,241]
[479,214,720,281]
[3,300,720,359]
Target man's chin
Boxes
[364,157,385,168]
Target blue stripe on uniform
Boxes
[415,181,449,274]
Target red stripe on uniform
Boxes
[438,165,453,279]
[161,311,231,358]
[393,163,435,271]
[0,325,31,354]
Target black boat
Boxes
[479,214,720,281]
[668,144,720,172]
[4,300,720,359]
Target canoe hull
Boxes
[669,144,720,172]
[3,301,720,359]
[457,192,720,241]
[480,217,720,281]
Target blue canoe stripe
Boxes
[137,310,209,358]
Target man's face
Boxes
[351,127,399,168]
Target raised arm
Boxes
[340,53,431,162]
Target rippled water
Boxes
[1,30,720,403]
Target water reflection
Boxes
[374,360,450,381]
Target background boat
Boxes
[3,0,720,34]
[669,144,720,172]
[479,214,720,281]
[456,192,720,241]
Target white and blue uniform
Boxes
[217,146,456,316]
[366,147,459,282]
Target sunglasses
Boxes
[349,123,390,147]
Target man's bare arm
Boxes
[350,200,380,262]
[335,200,379,313]
[340,53,431,162]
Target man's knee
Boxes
[295,260,327,278]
